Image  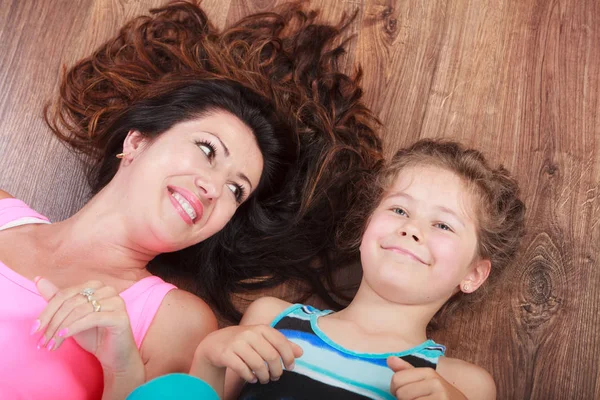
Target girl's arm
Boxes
[224,297,292,399]
[388,356,496,400]
[189,296,294,399]
[436,357,496,400]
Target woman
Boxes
[0,79,291,399]
[0,1,382,399]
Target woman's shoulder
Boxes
[161,289,218,331]
[140,288,218,379]
[437,356,496,400]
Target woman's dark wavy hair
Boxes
[45,1,384,322]
[92,79,292,202]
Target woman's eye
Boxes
[392,207,408,217]
[196,141,216,160]
[435,222,453,232]
[227,183,245,204]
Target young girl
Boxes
[184,139,526,400]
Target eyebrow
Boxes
[206,131,230,157]
[206,131,253,191]
[385,191,466,227]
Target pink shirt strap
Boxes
[121,276,177,348]
[0,198,49,228]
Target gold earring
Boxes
[116,153,127,159]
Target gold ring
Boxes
[91,299,101,312]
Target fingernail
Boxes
[250,378,257,384]
[33,276,42,284]
[46,339,55,351]
[57,328,68,337]
[287,362,295,371]
[30,320,41,335]
[272,376,280,381]
[37,336,46,350]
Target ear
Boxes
[121,130,149,162]
[460,258,491,293]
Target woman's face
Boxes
[114,109,264,253]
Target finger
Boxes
[393,380,433,400]
[40,293,89,349]
[390,368,429,394]
[233,343,271,384]
[52,307,130,350]
[387,356,415,372]
[222,352,257,384]
[250,339,283,381]
[51,296,122,351]
[291,342,303,363]
[262,328,300,372]
[35,280,103,345]
[35,277,60,302]
[41,284,116,346]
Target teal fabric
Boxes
[127,373,219,400]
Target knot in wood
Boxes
[525,264,552,304]
[381,6,398,36]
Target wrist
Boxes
[190,346,225,398]
[102,351,145,400]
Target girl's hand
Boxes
[193,324,303,385]
[32,278,141,375]
[388,356,468,400]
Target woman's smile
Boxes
[167,186,205,225]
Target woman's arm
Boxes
[140,289,219,380]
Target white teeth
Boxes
[172,192,197,220]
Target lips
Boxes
[381,245,429,265]
[167,185,204,225]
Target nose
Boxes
[195,175,223,201]
[399,222,422,243]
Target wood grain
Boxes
[0,0,598,398]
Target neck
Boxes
[333,278,444,344]
[35,187,157,280]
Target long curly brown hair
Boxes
[45,1,384,321]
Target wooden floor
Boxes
[1,0,598,398]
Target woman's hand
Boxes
[32,278,144,391]
[190,324,303,398]
[388,356,468,400]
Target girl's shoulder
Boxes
[241,296,294,326]
[437,356,496,400]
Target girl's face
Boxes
[112,109,264,253]
[359,165,490,306]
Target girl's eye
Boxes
[435,222,453,232]
[392,207,408,217]
[196,140,216,160]
[227,183,246,204]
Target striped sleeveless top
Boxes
[238,304,446,400]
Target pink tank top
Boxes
[0,199,177,399]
